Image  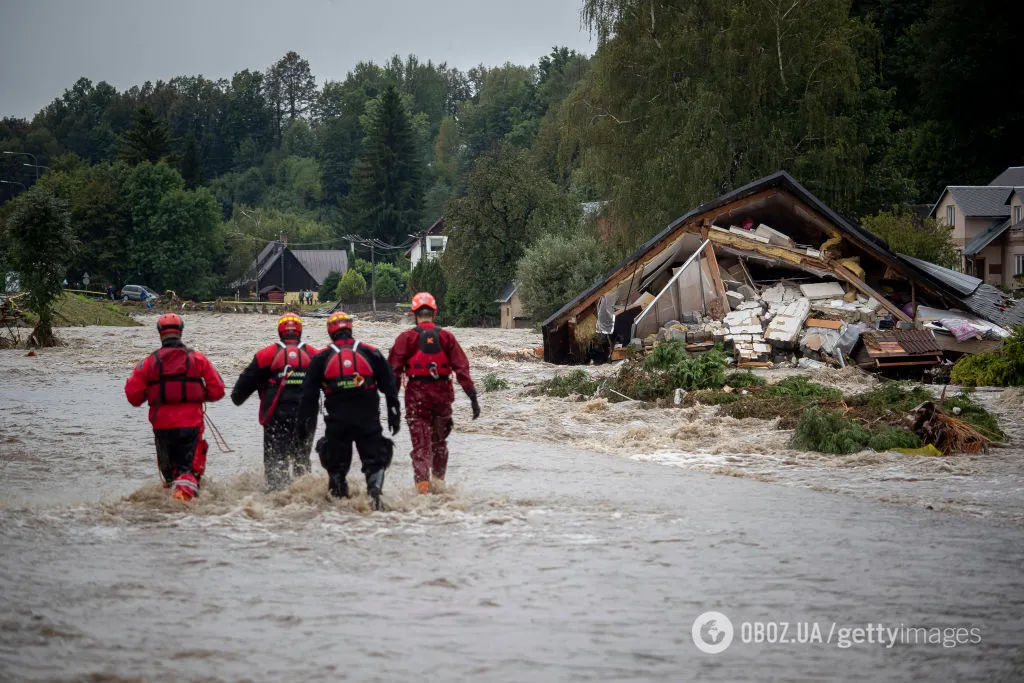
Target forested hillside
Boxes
[1,0,1019,323]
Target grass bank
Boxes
[24,293,141,327]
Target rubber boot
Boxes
[328,472,349,499]
[366,469,386,511]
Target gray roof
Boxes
[291,250,348,286]
[963,219,1011,256]
[495,281,518,304]
[945,186,1012,217]
[897,254,1024,327]
[897,254,981,296]
[989,167,1024,186]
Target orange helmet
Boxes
[326,311,353,338]
[277,313,302,340]
[411,292,437,313]
[157,313,183,338]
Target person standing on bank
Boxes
[388,292,479,494]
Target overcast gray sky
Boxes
[0,0,594,119]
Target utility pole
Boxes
[370,243,377,313]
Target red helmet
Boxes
[326,311,353,338]
[411,292,437,313]
[277,313,302,339]
[157,313,183,338]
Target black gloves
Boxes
[387,399,401,435]
[467,389,481,420]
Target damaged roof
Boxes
[542,170,1022,363]
[543,171,897,332]
[897,254,1024,328]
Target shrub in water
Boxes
[792,408,920,454]
[482,373,510,392]
[766,376,842,400]
[535,370,599,398]
[724,371,765,388]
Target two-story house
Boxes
[930,166,1024,288]
[406,217,448,270]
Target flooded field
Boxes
[1,313,1023,681]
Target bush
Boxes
[319,271,341,301]
[409,257,447,309]
[792,408,920,454]
[483,373,510,392]
[517,232,607,323]
[335,269,367,299]
[945,391,1005,441]
[950,327,1024,387]
[849,382,934,414]
[724,371,766,388]
[352,258,408,298]
[643,339,688,372]
[606,344,728,401]
[860,206,960,269]
[533,369,599,398]
[765,376,842,400]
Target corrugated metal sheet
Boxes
[964,219,1011,255]
[897,254,981,296]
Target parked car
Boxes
[120,284,159,301]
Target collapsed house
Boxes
[542,172,1024,367]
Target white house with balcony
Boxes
[407,217,448,269]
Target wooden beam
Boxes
[831,263,912,323]
[701,240,731,315]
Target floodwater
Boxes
[1,314,1023,681]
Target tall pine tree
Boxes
[180,129,203,189]
[118,104,171,165]
[348,86,423,244]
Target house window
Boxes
[1016,254,1024,275]
[1016,205,1023,224]
[946,205,955,227]
[428,237,445,252]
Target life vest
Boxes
[259,341,313,424]
[405,325,450,379]
[267,341,313,390]
[323,341,376,394]
[146,346,205,407]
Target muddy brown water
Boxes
[1,314,1022,681]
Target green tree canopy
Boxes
[861,206,959,269]
[348,85,423,244]
[517,232,606,323]
[442,143,578,324]
[3,185,76,345]
[118,104,172,165]
[336,268,367,299]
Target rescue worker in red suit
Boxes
[297,312,400,510]
[124,313,226,501]
[231,313,320,491]
[388,292,480,494]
